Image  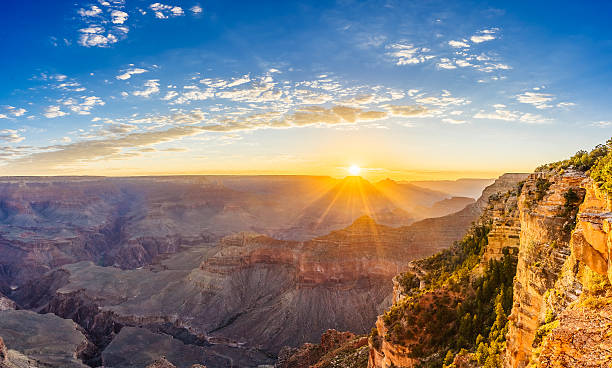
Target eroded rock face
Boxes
[276,329,368,368]
[102,327,210,368]
[0,310,93,368]
[481,186,522,265]
[537,304,612,368]
[0,294,15,312]
[571,180,612,281]
[365,173,528,368]
[505,170,588,368]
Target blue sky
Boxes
[0,0,611,179]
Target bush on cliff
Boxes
[380,222,518,368]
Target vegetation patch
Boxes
[380,221,518,368]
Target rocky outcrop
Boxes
[0,310,93,368]
[102,327,210,368]
[537,304,612,368]
[0,294,15,312]
[571,180,612,281]
[505,170,588,368]
[276,329,368,368]
[146,357,208,368]
[365,173,528,368]
[480,184,522,265]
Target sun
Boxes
[348,164,361,176]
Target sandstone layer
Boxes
[504,170,588,368]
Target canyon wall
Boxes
[366,173,528,368]
[504,170,587,367]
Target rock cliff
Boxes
[504,170,588,367]
[366,173,528,368]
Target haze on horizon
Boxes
[0,0,611,181]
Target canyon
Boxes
[0,174,492,367]
[1,145,611,368]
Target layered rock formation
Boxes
[275,329,368,368]
[366,173,528,368]
[0,175,470,294]
[571,180,612,282]
[504,171,588,367]
[0,310,93,367]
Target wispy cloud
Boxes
[474,108,550,124]
[116,67,148,80]
[386,43,435,65]
[149,3,184,19]
[133,80,160,97]
[0,129,25,143]
[448,40,470,48]
[44,105,68,118]
[516,91,555,109]
[470,28,499,43]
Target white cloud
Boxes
[65,96,106,115]
[448,40,470,48]
[592,121,612,127]
[473,108,550,124]
[149,3,184,19]
[437,58,456,69]
[516,91,555,109]
[116,67,148,80]
[442,118,467,124]
[0,129,24,143]
[78,6,102,17]
[0,114,7,119]
[162,91,179,100]
[111,10,128,24]
[133,80,160,97]
[471,28,499,43]
[44,106,68,118]
[415,91,470,107]
[386,43,435,65]
[190,5,203,14]
[6,106,27,117]
[78,26,119,47]
[557,102,576,108]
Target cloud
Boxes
[149,3,184,19]
[5,106,27,117]
[384,105,430,117]
[442,118,467,124]
[557,102,576,108]
[516,91,555,109]
[111,10,128,24]
[0,130,25,143]
[448,40,470,48]
[1,126,205,173]
[437,58,457,69]
[62,96,106,115]
[190,5,203,14]
[133,80,160,97]
[78,6,102,17]
[415,91,471,107]
[386,43,435,65]
[473,108,550,124]
[44,106,68,118]
[470,28,499,43]
[592,121,612,127]
[116,67,148,80]
[78,26,119,47]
